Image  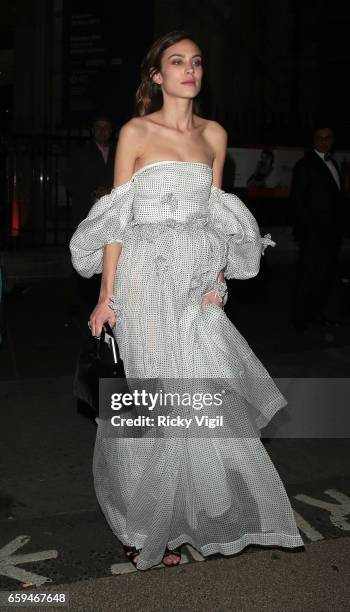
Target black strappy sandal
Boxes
[161,546,181,566]
[123,545,141,568]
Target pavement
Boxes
[21,536,350,612]
[0,241,350,611]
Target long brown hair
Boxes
[135,30,202,117]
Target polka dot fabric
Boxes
[70,161,304,570]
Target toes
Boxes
[163,554,180,565]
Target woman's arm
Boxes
[210,122,228,189]
[200,122,227,310]
[89,120,143,336]
[98,120,143,298]
[99,243,123,302]
[88,243,122,337]
[210,121,228,284]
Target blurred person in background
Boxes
[64,115,116,231]
[63,116,117,318]
[289,125,346,331]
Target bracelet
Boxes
[203,280,228,304]
[211,280,228,301]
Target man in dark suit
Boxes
[64,116,116,318]
[64,115,116,231]
[290,126,346,331]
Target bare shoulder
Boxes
[113,118,148,186]
[201,120,228,188]
[202,119,228,151]
[118,117,148,141]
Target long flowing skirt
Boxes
[93,221,304,570]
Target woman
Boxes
[70,30,304,570]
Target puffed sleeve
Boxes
[209,185,275,279]
[69,179,135,278]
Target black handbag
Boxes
[73,322,126,417]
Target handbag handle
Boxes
[93,321,113,344]
[97,321,121,365]
[103,321,115,336]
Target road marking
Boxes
[185,544,205,561]
[0,535,58,586]
[293,510,324,541]
[295,489,350,531]
[2,490,349,586]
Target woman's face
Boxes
[152,39,203,101]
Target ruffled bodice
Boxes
[70,160,274,280]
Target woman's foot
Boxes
[161,546,181,566]
[123,545,141,568]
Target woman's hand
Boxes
[89,298,117,337]
[200,290,224,313]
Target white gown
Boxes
[70,161,304,570]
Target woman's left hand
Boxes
[200,290,224,313]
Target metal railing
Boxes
[0,133,96,247]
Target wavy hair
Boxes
[135,30,202,117]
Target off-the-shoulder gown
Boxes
[70,161,304,570]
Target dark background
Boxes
[0,0,349,141]
[61,0,154,126]
[0,0,349,244]
[0,0,348,351]
[0,1,350,599]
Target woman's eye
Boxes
[172,59,202,66]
